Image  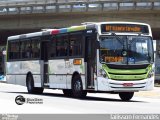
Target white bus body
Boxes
[6,22,154,101]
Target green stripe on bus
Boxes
[67,26,86,32]
[102,64,152,80]
[109,74,146,80]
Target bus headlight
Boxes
[99,69,107,78]
[148,69,154,78]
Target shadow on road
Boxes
[2,91,145,103]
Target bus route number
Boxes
[105,57,123,62]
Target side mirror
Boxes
[96,41,100,49]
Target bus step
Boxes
[43,83,49,88]
[87,86,95,89]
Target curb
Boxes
[135,87,160,98]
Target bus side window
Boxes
[69,32,82,57]
[26,46,32,58]
[8,41,20,60]
[31,39,40,59]
[20,39,32,59]
[8,42,13,60]
[56,35,68,57]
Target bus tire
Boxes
[119,92,134,101]
[72,75,87,98]
[63,89,72,97]
[26,74,43,94]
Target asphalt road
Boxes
[0,83,160,114]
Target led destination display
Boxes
[101,24,149,34]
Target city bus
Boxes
[6,22,154,101]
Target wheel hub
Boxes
[74,80,81,92]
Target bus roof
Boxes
[7,21,151,41]
[82,21,150,26]
[7,25,88,41]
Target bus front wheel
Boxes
[26,74,44,94]
[72,75,87,98]
[119,92,134,101]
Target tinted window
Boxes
[69,33,82,56]
[56,35,68,57]
[8,41,20,60]
[20,38,40,59]
[20,40,31,59]
[49,32,83,59]
[31,39,40,59]
[8,38,41,61]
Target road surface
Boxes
[0,83,160,114]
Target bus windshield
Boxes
[99,35,154,65]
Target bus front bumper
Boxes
[97,77,154,92]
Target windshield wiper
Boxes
[147,53,152,63]
[111,33,124,46]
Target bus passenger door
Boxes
[85,32,97,89]
[41,41,49,86]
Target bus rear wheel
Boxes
[72,75,87,98]
[26,74,44,94]
[119,92,134,101]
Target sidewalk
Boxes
[135,86,160,98]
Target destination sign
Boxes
[105,56,123,63]
[101,24,149,34]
